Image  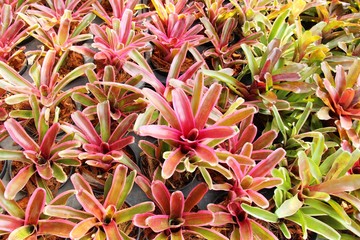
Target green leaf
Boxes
[268,10,290,43]
[241,44,259,76]
[250,220,278,239]
[114,202,155,223]
[52,162,67,183]
[279,222,291,239]
[287,213,341,240]
[305,198,360,236]
[97,101,111,142]
[275,194,303,218]
[8,225,36,240]
[241,203,278,222]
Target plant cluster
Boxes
[0,0,360,239]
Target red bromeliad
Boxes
[139,85,237,179]
[0,184,75,239]
[134,179,228,239]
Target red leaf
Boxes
[170,191,184,220]
[25,188,45,225]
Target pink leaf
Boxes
[76,189,105,220]
[0,214,24,231]
[71,111,102,145]
[36,162,53,180]
[70,217,98,239]
[172,88,195,136]
[142,88,180,130]
[193,144,218,166]
[248,148,285,178]
[37,219,75,238]
[109,113,137,143]
[40,123,60,159]
[151,180,171,214]
[5,165,35,200]
[184,183,208,212]
[4,119,39,152]
[170,191,184,220]
[162,148,185,179]
[103,220,123,240]
[145,215,171,232]
[195,83,222,130]
[247,189,269,208]
[109,136,134,151]
[133,213,154,228]
[239,219,253,240]
[183,211,213,226]
[139,125,181,142]
[70,173,94,196]
[25,188,45,225]
[197,126,235,140]
[104,165,127,209]
[338,89,355,110]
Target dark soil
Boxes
[8,49,26,73]
[59,51,85,77]
[150,47,195,74]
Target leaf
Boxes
[172,88,195,135]
[250,219,279,239]
[142,88,180,130]
[8,225,36,240]
[184,183,208,212]
[287,213,341,240]
[151,180,171,215]
[114,202,155,223]
[241,44,259,76]
[310,175,360,193]
[0,181,24,218]
[44,205,91,220]
[70,217,98,239]
[25,188,46,225]
[0,61,33,88]
[242,203,278,223]
[162,148,185,179]
[275,194,303,218]
[104,165,127,209]
[195,83,222,130]
[4,119,39,152]
[248,148,286,178]
[97,101,111,142]
[268,10,290,42]
[5,165,35,200]
[186,226,228,240]
[37,219,75,238]
[102,220,123,240]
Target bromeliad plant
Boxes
[19,9,95,58]
[63,101,140,172]
[0,49,94,120]
[316,60,360,131]
[44,165,155,240]
[0,184,75,239]
[72,65,147,120]
[138,83,237,179]
[25,0,96,27]
[0,115,81,200]
[90,9,155,76]
[0,4,37,71]
[0,1,360,239]
[134,179,228,240]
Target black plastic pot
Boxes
[0,160,7,180]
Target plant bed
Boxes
[0,0,360,240]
